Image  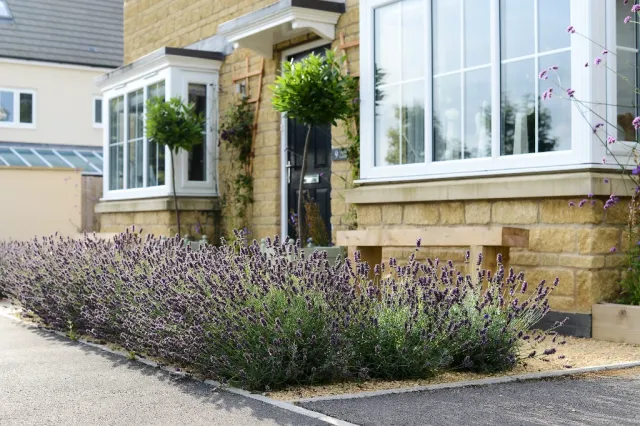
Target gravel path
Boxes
[0,316,324,426]
[300,371,640,426]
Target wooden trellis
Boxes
[232,56,265,175]
[339,32,360,77]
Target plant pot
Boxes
[592,303,640,344]
[302,246,346,266]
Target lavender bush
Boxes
[0,229,558,390]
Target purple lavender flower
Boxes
[633,116,640,129]
[633,4,640,13]
[610,247,618,253]
[538,69,549,80]
[625,16,632,24]
[566,25,575,33]
[568,201,575,207]
[566,88,575,97]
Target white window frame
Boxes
[100,53,221,201]
[359,0,592,183]
[603,0,639,167]
[0,88,36,129]
[93,96,103,128]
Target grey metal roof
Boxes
[0,0,123,68]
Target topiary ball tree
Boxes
[271,49,354,242]
[146,97,205,238]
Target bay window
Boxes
[98,48,222,201]
[360,0,589,182]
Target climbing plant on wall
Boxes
[219,97,255,230]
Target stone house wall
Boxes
[111,0,629,316]
[109,0,359,241]
[355,195,629,314]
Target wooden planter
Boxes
[592,303,640,344]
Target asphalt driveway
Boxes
[300,370,640,426]
[0,315,325,426]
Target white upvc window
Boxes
[99,49,221,201]
[360,0,591,182]
[0,88,35,128]
[602,0,640,165]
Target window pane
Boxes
[401,82,425,164]
[539,52,570,152]
[617,1,636,49]
[38,149,70,168]
[375,85,400,166]
[433,74,462,161]
[188,84,207,182]
[109,97,124,145]
[500,0,534,60]
[95,98,102,124]
[464,67,492,159]
[501,59,535,155]
[375,2,401,85]
[464,0,491,68]
[616,49,638,141]
[433,0,461,74]
[0,91,14,122]
[128,140,144,188]
[109,145,123,190]
[0,148,26,166]
[147,81,166,186]
[14,149,47,167]
[538,0,570,53]
[148,81,166,100]
[19,93,33,124]
[147,142,165,186]
[127,89,144,189]
[402,0,425,80]
[128,89,143,141]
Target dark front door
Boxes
[286,46,332,243]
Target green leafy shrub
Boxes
[146,97,205,237]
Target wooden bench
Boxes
[336,226,529,274]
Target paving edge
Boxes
[292,361,640,404]
[0,307,358,426]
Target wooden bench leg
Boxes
[348,245,382,278]
[469,245,510,277]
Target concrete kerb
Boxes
[292,361,640,404]
[0,304,358,426]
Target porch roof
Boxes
[217,0,345,58]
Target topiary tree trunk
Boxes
[170,150,181,237]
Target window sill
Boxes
[346,170,635,205]
[0,122,36,129]
[96,196,220,214]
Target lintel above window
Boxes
[97,47,223,202]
